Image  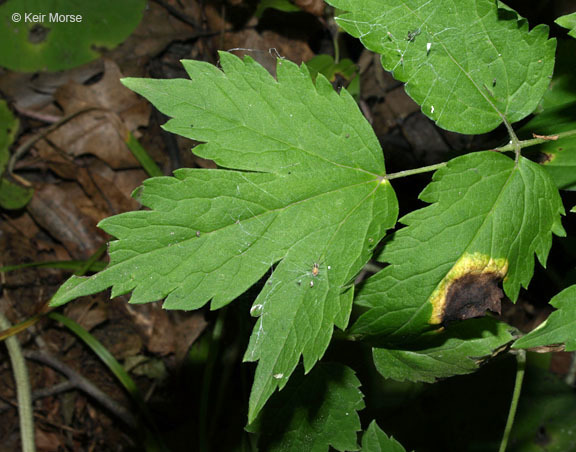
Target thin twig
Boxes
[24,350,137,429]
[0,381,75,415]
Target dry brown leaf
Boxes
[0,60,104,110]
[123,304,176,356]
[36,60,150,169]
[386,87,420,119]
[76,161,145,214]
[64,300,109,332]
[122,303,207,358]
[26,183,105,259]
[215,28,314,74]
[103,0,200,75]
[294,0,325,16]
[174,313,208,363]
[204,4,314,73]
[35,428,62,452]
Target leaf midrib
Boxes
[111,176,383,274]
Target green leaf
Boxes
[556,12,576,39]
[521,102,576,191]
[372,318,515,383]
[255,0,300,18]
[306,55,358,82]
[0,178,33,210]
[50,52,399,422]
[353,152,564,340]
[0,100,31,210]
[361,421,407,452]
[538,40,576,112]
[513,285,576,351]
[0,0,145,71]
[306,55,360,98]
[326,0,555,134]
[247,363,364,452]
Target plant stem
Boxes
[385,127,576,181]
[499,349,526,452]
[496,128,576,153]
[386,162,446,180]
[501,118,522,163]
[0,311,36,452]
[333,30,340,64]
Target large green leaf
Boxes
[513,285,576,351]
[326,0,555,134]
[372,318,515,383]
[0,0,145,71]
[361,421,407,452]
[353,152,564,340]
[50,52,398,422]
[247,363,364,452]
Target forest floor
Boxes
[0,1,575,451]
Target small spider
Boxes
[312,262,320,277]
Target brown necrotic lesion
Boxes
[441,272,504,323]
[429,253,508,325]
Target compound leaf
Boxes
[326,0,555,134]
[373,318,515,383]
[50,52,398,422]
[362,421,408,452]
[513,285,576,351]
[353,152,564,340]
[247,363,364,452]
